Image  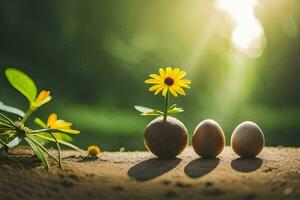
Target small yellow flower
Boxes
[87,145,100,157]
[47,113,80,134]
[145,67,191,97]
[31,90,52,109]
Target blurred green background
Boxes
[0,0,299,150]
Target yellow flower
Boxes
[31,90,52,109]
[145,67,191,97]
[87,145,100,157]
[47,113,80,134]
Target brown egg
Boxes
[192,119,225,158]
[231,121,265,158]
[144,116,188,158]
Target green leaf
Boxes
[35,118,73,142]
[140,111,163,116]
[5,68,37,103]
[0,121,13,129]
[25,137,50,169]
[0,113,15,127]
[56,133,73,142]
[167,106,184,114]
[168,104,177,110]
[27,135,59,163]
[134,105,164,116]
[134,105,154,113]
[0,131,12,136]
[0,138,8,150]
[34,132,73,143]
[34,118,47,128]
[6,136,22,148]
[32,134,82,152]
[0,101,25,117]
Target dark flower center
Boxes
[164,77,174,86]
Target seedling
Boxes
[0,68,81,169]
[135,67,191,158]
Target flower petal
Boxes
[174,85,186,96]
[165,67,173,77]
[154,85,165,95]
[34,90,52,108]
[145,79,161,84]
[178,83,191,88]
[51,120,73,129]
[149,84,163,92]
[35,90,47,102]
[39,96,52,106]
[178,79,191,84]
[169,87,178,97]
[149,74,162,80]
[176,71,187,80]
[47,113,57,127]
[159,68,166,78]
[172,68,180,78]
[162,86,168,97]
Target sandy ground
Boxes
[0,146,299,200]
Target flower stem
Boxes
[26,135,59,163]
[49,132,63,169]
[20,109,33,124]
[163,91,169,122]
[30,128,51,134]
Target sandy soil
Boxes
[0,146,299,200]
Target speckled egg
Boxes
[144,116,188,158]
[231,121,265,158]
[192,119,226,158]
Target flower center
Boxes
[164,77,174,86]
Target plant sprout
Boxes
[135,67,191,120]
[0,68,81,169]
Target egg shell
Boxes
[231,121,265,158]
[192,119,225,158]
[144,116,188,158]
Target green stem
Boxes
[49,132,62,169]
[30,128,72,135]
[20,109,33,124]
[26,135,59,163]
[0,138,7,147]
[30,128,51,134]
[163,91,169,122]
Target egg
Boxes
[144,116,188,158]
[231,121,265,158]
[192,119,225,158]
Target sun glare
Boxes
[216,0,266,57]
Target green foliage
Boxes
[5,68,37,103]
[34,118,73,142]
[135,104,184,117]
[167,104,184,114]
[25,137,50,169]
[0,68,82,169]
[134,105,164,116]
[0,101,25,117]
[34,118,47,128]
[6,136,22,149]
[32,134,81,152]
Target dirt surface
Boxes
[0,146,299,200]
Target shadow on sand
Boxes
[184,158,220,178]
[231,158,263,173]
[128,158,181,181]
